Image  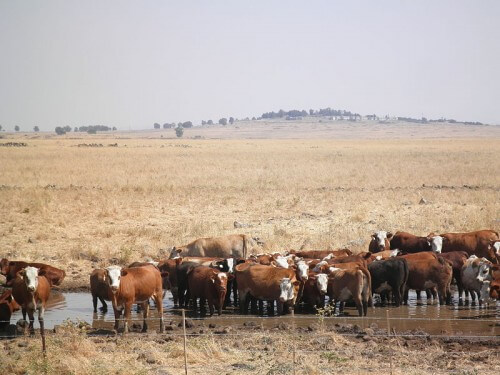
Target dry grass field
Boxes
[0,124,499,374]
[0,130,499,289]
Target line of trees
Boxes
[55,125,116,135]
[261,108,360,119]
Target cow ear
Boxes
[175,258,183,265]
[362,252,372,259]
[38,269,47,277]
[270,261,277,267]
[161,271,169,278]
[293,280,301,286]
[371,234,376,240]
[121,270,128,277]
[175,247,182,253]
[387,232,393,239]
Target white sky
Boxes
[1,1,499,130]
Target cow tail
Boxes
[242,235,248,259]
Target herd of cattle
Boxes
[0,230,499,335]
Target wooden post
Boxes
[386,309,390,335]
[182,309,188,375]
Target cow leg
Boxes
[123,302,133,334]
[392,284,402,307]
[113,307,121,331]
[207,297,215,317]
[258,300,264,315]
[152,293,164,333]
[355,297,363,317]
[27,309,35,335]
[99,297,108,313]
[437,283,447,305]
[141,302,149,333]
[92,294,98,313]
[232,280,238,306]
[456,277,464,306]
[22,307,27,322]
[277,301,284,315]
[38,306,46,351]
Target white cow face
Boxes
[491,241,500,256]
[428,236,443,253]
[274,256,289,269]
[279,278,297,302]
[372,231,392,252]
[296,261,309,281]
[226,258,234,273]
[23,266,39,292]
[106,266,124,293]
[476,261,492,283]
[316,273,328,295]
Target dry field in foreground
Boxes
[0,134,498,289]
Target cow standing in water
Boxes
[11,266,51,336]
[105,265,164,333]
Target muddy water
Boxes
[9,291,499,337]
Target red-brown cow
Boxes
[0,259,66,287]
[400,253,452,305]
[0,290,20,330]
[187,266,232,316]
[11,266,51,336]
[437,251,469,305]
[326,266,371,316]
[235,263,300,315]
[390,232,432,253]
[105,265,164,333]
[427,230,499,263]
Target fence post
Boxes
[182,309,188,375]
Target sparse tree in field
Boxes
[219,118,227,126]
[74,127,79,132]
[14,125,20,132]
[175,126,184,138]
[154,123,161,129]
[63,126,72,133]
[229,117,234,125]
[33,126,39,132]
[207,120,213,125]
[251,117,256,121]
[201,120,206,125]
[87,128,97,134]
[55,126,66,135]
[112,126,117,131]
[163,123,169,129]
[182,121,193,128]
[0,125,2,131]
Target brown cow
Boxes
[11,266,51,336]
[90,269,110,313]
[437,251,469,305]
[105,265,164,333]
[390,232,432,253]
[300,272,329,310]
[187,266,232,316]
[158,258,182,306]
[368,231,393,253]
[287,249,352,259]
[0,259,65,287]
[400,253,452,305]
[326,266,371,316]
[235,263,300,315]
[170,234,261,259]
[0,290,20,330]
[330,252,373,267]
[427,230,499,263]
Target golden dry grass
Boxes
[0,135,499,288]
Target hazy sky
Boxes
[1,1,499,130]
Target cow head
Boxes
[0,258,9,276]
[296,261,309,281]
[315,273,328,295]
[479,281,493,303]
[427,235,444,253]
[489,240,500,257]
[279,278,300,303]
[274,255,290,269]
[22,266,39,292]
[211,271,229,295]
[488,281,500,300]
[313,260,328,273]
[371,231,392,252]
[476,259,493,282]
[106,265,127,293]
